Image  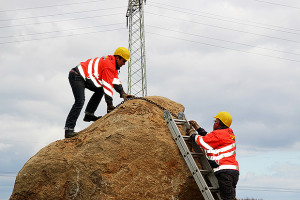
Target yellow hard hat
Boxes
[114,47,130,61]
[214,111,232,127]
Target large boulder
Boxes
[10,96,203,200]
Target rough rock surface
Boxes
[10,96,203,200]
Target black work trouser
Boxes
[215,170,239,200]
[65,69,104,130]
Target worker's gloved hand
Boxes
[189,120,201,130]
[188,129,197,136]
[107,104,115,113]
[122,93,135,100]
[190,134,197,142]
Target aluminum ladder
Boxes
[163,110,221,200]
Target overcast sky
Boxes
[0,0,300,199]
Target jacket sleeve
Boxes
[113,84,125,97]
[101,68,115,103]
[112,68,125,97]
[196,127,207,136]
[196,131,220,150]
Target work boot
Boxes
[65,130,78,138]
[83,114,102,122]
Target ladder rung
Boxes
[199,169,212,174]
[174,119,187,123]
[183,136,192,142]
[174,119,188,125]
[191,152,205,157]
[208,187,219,193]
[163,110,221,199]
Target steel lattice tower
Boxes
[126,0,147,97]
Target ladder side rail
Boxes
[166,118,205,184]
[166,118,215,199]
[177,112,214,172]
[177,112,190,133]
[177,112,222,200]
[164,111,215,200]
[192,143,220,192]
[191,144,213,170]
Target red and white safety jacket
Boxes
[77,55,122,99]
[194,128,239,173]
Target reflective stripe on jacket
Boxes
[77,55,122,98]
[194,128,239,173]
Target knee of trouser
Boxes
[74,98,85,107]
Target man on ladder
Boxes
[189,111,239,200]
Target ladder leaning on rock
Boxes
[163,110,222,200]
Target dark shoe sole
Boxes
[65,132,78,138]
[83,115,102,122]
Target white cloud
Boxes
[238,158,300,199]
[0,143,12,152]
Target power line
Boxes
[0,13,124,29]
[149,2,300,33]
[0,6,126,22]
[0,27,126,44]
[0,0,105,12]
[147,3,300,36]
[0,23,124,39]
[238,186,300,193]
[147,31,300,63]
[146,12,300,44]
[148,25,300,56]
[250,0,300,10]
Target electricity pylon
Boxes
[126,0,147,97]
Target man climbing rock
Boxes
[189,111,239,200]
[64,47,134,138]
